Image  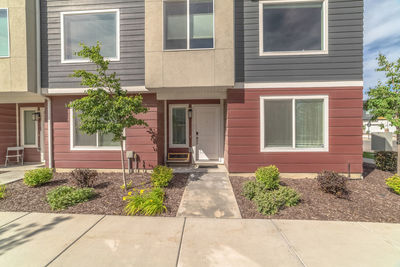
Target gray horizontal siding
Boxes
[235,0,364,83]
[41,0,144,89]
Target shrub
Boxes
[120,180,133,190]
[253,186,300,215]
[71,168,98,188]
[0,185,6,199]
[124,187,167,216]
[47,186,95,210]
[375,151,397,172]
[317,170,349,198]
[151,165,173,188]
[243,180,265,200]
[24,168,53,187]
[386,175,400,195]
[255,165,280,190]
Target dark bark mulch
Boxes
[0,172,188,217]
[230,163,400,223]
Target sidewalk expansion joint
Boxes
[0,212,31,228]
[271,220,307,267]
[357,222,400,252]
[45,214,106,267]
[175,217,187,267]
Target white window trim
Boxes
[60,9,120,64]
[260,95,329,152]
[0,8,10,58]
[169,104,189,148]
[69,109,121,151]
[259,0,329,56]
[162,0,215,51]
[20,107,39,148]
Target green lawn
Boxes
[363,152,375,159]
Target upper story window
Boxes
[0,9,10,57]
[260,95,329,152]
[164,0,214,50]
[259,0,328,56]
[61,9,120,63]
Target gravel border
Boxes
[230,163,400,223]
[0,172,188,217]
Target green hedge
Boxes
[24,168,53,187]
[375,151,397,172]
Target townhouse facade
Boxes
[0,0,364,177]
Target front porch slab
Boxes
[177,172,241,218]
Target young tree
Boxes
[365,54,400,173]
[68,43,148,189]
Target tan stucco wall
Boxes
[0,0,37,94]
[145,0,234,88]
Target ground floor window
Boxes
[21,108,38,148]
[169,104,189,148]
[260,95,328,152]
[70,110,119,150]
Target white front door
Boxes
[192,105,222,162]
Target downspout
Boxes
[36,0,53,168]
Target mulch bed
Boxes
[230,163,400,223]
[0,172,188,217]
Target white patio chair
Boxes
[4,147,24,167]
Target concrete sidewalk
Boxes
[1,212,400,267]
[0,163,44,185]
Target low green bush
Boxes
[255,165,280,190]
[123,187,167,216]
[24,168,53,187]
[375,151,397,172]
[0,185,6,199]
[386,175,400,195]
[47,186,95,210]
[242,180,265,200]
[151,165,173,188]
[253,186,300,215]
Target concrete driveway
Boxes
[1,212,400,267]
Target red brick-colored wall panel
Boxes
[49,94,161,170]
[226,87,363,174]
[0,104,17,163]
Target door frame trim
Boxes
[192,104,224,164]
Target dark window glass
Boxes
[264,100,293,147]
[190,0,213,49]
[164,1,187,50]
[263,3,323,52]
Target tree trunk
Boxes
[120,140,127,190]
[397,133,400,175]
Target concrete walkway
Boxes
[0,163,44,185]
[177,172,241,218]
[1,212,400,267]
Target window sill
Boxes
[23,145,38,149]
[261,147,329,153]
[70,147,120,151]
[169,145,189,149]
[259,50,328,57]
[61,57,120,64]
[163,48,215,52]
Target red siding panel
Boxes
[226,87,363,174]
[0,104,17,163]
[49,94,161,170]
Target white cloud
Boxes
[364,0,400,96]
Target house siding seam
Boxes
[235,0,364,82]
[40,0,145,89]
[226,87,363,173]
[48,94,160,170]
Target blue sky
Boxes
[364,0,400,97]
